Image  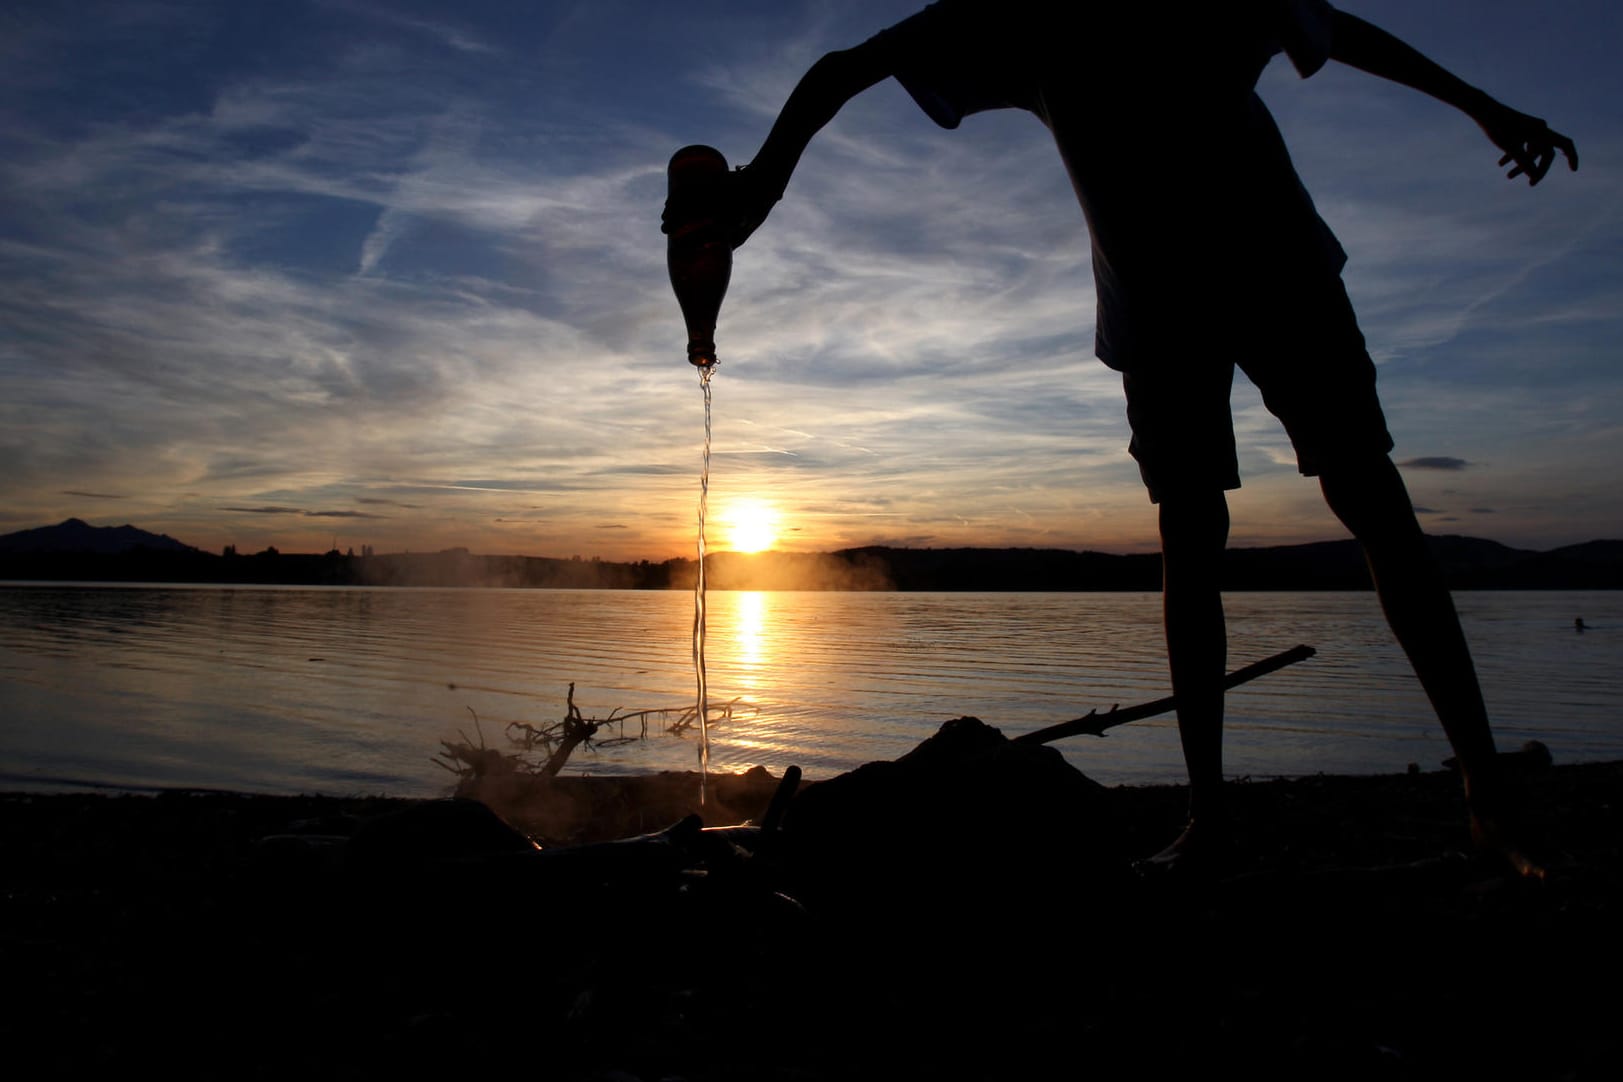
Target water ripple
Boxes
[1,584,1618,795]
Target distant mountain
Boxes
[1468,538,1623,589]
[1221,535,1543,590]
[1548,539,1623,564]
[0,518,197,555]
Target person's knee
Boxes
[1320,456,1425,546]
[1158,490,1230,560]
[1320,455,1402,521]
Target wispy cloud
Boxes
[338,2,503,57]
[222,506,385,519]
[2,1,1618,555]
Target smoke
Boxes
[684,550,893,591]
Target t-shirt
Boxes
[869,0,1348,367]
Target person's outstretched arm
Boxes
[1327,10,1577,184]
[727,38,897,246]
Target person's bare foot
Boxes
[1133,817,1232,878]
[1463,766,1548,880]
[1470,810,1547,880]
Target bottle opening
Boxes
[687,340,718,367]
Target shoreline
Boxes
[4,759,1619,1079]
[7,531,1623,591]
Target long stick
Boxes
[1014,643,1316,746]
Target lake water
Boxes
[1,584,1618,797]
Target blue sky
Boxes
[2,0,1618,559]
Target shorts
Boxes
[1120,278,1394,503]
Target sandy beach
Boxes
[4,750,1619,1080]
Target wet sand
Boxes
[3,757,1619,1080]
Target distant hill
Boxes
[820,546,1161,591]
[0,518,1618,589]
[0,518,196,555]
[1471,538,1623,589]
[707,537,1623,591]
[1220,535,1542,590]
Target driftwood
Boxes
[433,682,759,784]
[433,644,1313,786]
[428,646,1315,850]
[507,682,602,778]
[1016,643,1316,745]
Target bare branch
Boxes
[1016,644,1316,745]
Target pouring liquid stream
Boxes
[692,363,714,804]
[665,144,731,807]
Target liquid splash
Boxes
[692,363,714,803]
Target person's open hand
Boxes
[1475,98,1578,185]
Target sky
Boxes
[2,0,1619,561]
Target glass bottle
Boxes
[665,145,732,367]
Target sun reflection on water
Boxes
[733,590,769,674]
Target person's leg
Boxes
[1115,352,1240,868]
[1141,488,1231,867]
[1319,455,1542,876]
[1320,457,1495,762]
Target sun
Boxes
[727,499,779,554]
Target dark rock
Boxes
[781,717,1126,931]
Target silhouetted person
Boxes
[1575,617,1587,633]
[706,1,1576,875]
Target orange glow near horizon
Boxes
[726,498,780,553]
